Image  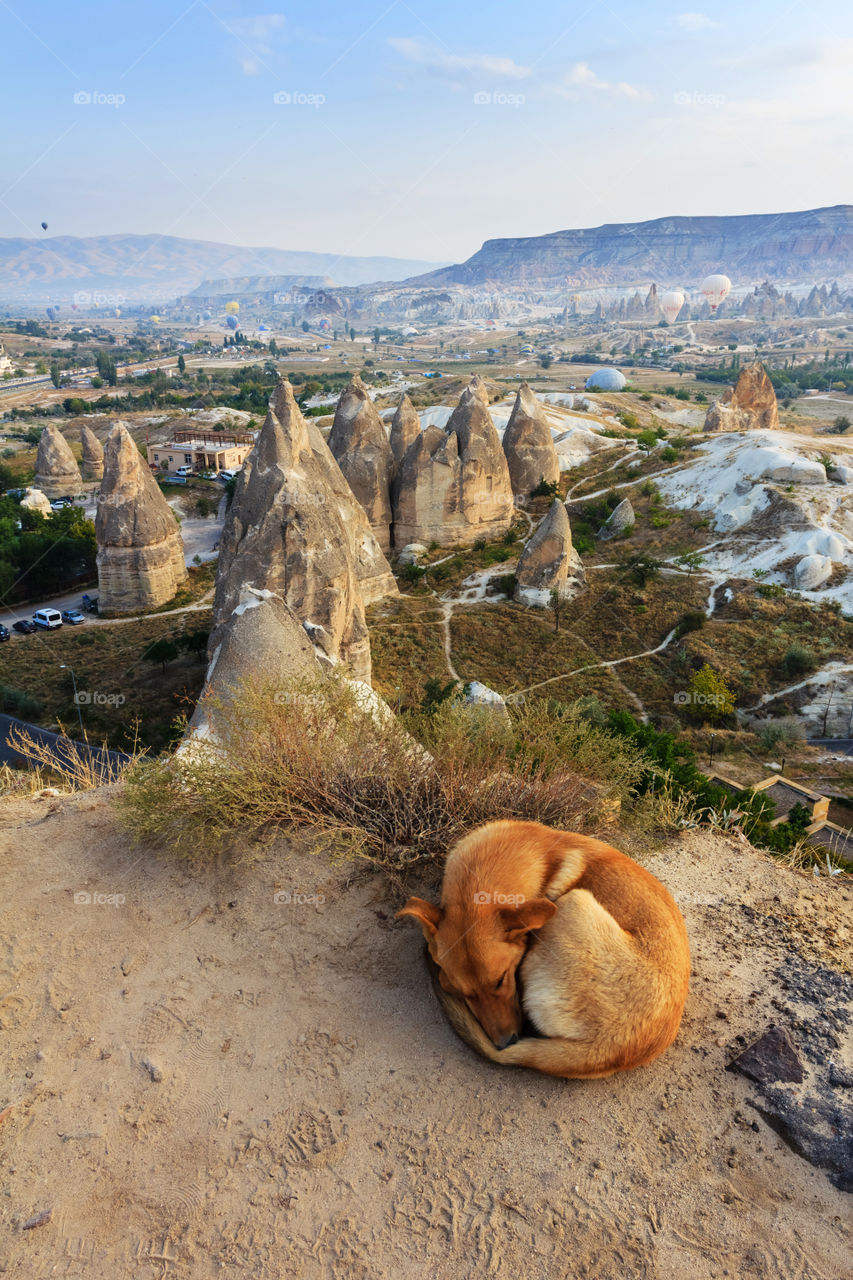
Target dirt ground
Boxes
[1,789,851,1279]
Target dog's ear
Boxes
[397,897,443,938]
[499,897,557,941]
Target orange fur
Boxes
[399,820,690,1078]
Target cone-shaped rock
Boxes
[502,383,560,496]
[33,424,82,499]
[466,374,490,406]
[95,423,187,613]
[187,586,323,742]
[80,424,104,482]
[392,381,514,547]
[597,497,635,540]
[328,374,393,551]
[704,361,779,433]
[211,379,384,683]
[514,500,584,606]
[389,394,421,482]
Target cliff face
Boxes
[418,206,853,288]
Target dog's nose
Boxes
[496,1032,519,1050]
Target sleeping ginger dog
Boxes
[398,819,690,1078]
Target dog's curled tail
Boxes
[431,961,617,1080]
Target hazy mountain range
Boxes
[0,234,447,303]
[413,206,853,290]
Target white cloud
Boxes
[675,12,718,32]
[223,13,287,75]
[388,37,530,80]
[550,62,652,101]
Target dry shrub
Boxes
[1,723,142,794]
[116,676,650,868]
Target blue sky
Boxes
[1,0,851,262]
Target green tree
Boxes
[144,638,180,673]
[686,664,735,721]
[49,362,61,389]
[674,551,704,577]
[177,353,186,374]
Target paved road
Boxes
[808,738,853,752]
[0,712,131,777]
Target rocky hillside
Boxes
[0,234,446,302]
[1,788,850,1277]
[417,206,853,289]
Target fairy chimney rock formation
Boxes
[80,425,105,482]
[95,423,187,614]
[514,499,584,606]
[502,383,560,496]
[389,394,421,481]
[704,362,779,433]
[597,497,635,540]
[392,383,514,548]
[211,378,397,684]
[33,424,82,499]
[328,374,393,551]
[187,586,323,742]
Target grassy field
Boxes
[0,608,212,752]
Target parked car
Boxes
[0,624,9,642]
[82,594,99,614]
[217,469,237,482]
[61,609,86,625]
[32,608,63,630]
[175,465,194,477]
[12,619,35,634]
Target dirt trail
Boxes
[1,789,851,1279]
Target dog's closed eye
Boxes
[495,971,509,990]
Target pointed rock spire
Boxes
[703,361,779,433]
[211,378,395,683]
[95,423,187,613]
[502,383,560,496]
[80,424,104,482]
[514,500,584,606]
[389,394,421,482]
[33,423,82,498]
[328,373,393,551]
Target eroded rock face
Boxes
[187,586,322,742]
[389,394,421,482]
[393,381,514,548]
[502,383,560,496]
[211,379,390,683]
[704,362,779,433]
[328,374,393,551]
[597,496,635,540]
[514,499,584,606]
[80,425,104,482]
[794,554,833,590]
[95,423,187,614]
[33,424,82,498]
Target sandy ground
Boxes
[1,790,851,1279]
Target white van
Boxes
[33,608,63,630]
[175,465,194,477]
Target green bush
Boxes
[780,644,817,679]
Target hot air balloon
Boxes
[660,290,685,324]
[202,310,212,321]
[225,301,240,316]
[46,307,55,321]
[41,222,48,231]
[150,314,160,324]
[226,315,239,331]
[114,308,121,318]
[701,274,731,313]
